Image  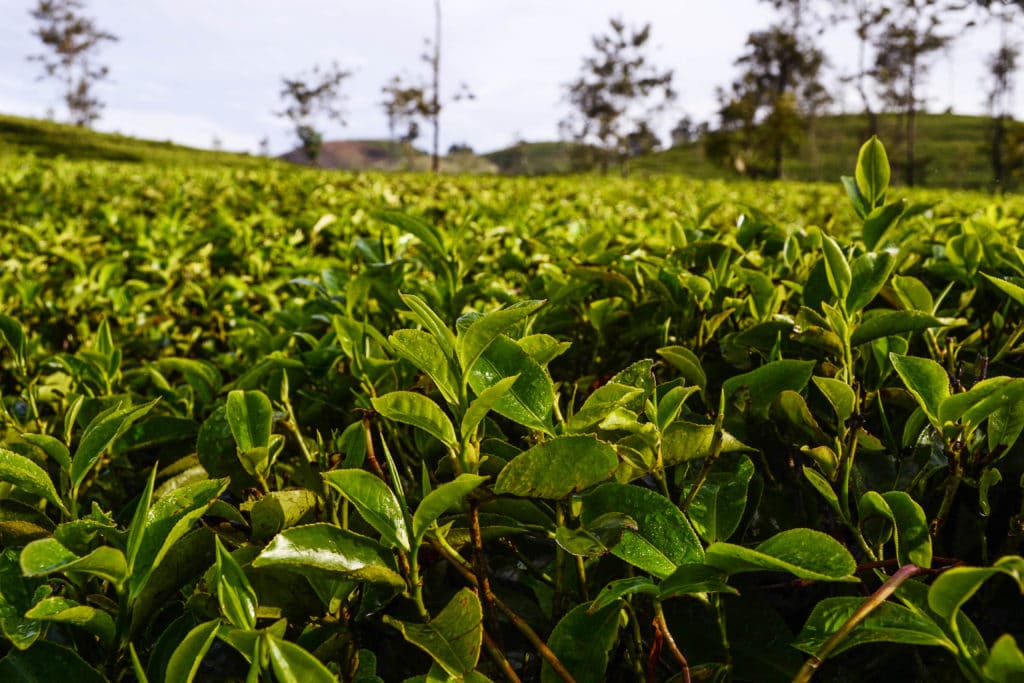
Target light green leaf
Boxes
[373,391,457,449]
[390,329,460,406]
[821,233,852,302]
[226,390,273,451]
[812,377,856,422]
[166,619,219,683]
[722,360,815,419]
[847,250,897,314]
[889,353,949,425]
[852,311,964,347]
[983,634,1024,682]
[71,399,158,492]
[20,538,127,585]
[855,135,890,208]
[457,300,545,375]
[466,335,554,434]
[928,555,1024,624]
[0,448,67,515]
[412,474,488,542]
[461,375,518,441]
[214,537,258,631]
[24,597,115,645]
[400,292,456,360]
[265,633,337,683]
[323,469,410,552]
[705,528,857,582]
[688,454,754,543]
[568,383,643,433]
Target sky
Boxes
[0,1,1019,156]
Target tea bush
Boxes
[0,139,1022,681]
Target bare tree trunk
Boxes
[431,0,441,173]
[906,65,917,187]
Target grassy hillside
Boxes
[635,112,1014,189]
[281,139,498,174]
[0,114,271,167]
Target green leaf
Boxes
[881,491,931,569]
[657,345,707,395]
[889,353,949,425]
[803,466,841,515]
[812,377,856,422]
[214,537,258,631]
[656,385,700,431]
[928,555,1024,624]
[20,539,128,585]
[581,483,704,578]
[389,329,460,406]
[457,300,545,375]
[0,315,27,372]
[983,634,1024,682]
[166,619,219,683]
[126,466,157,573]
[21,435,71,473]
[400,292,456,360]
[554,512,638,557]
[821,233,852,302]
[461,375,519,441]
[226,390,273,451]
[658,563,738,599]
[70,399,158,493]
[373,391,456,449]
[722,360,815,419]
[568,383,643,433]
[130,478,229,599]
[542,600,621,683]
[0,640,106,683]
[154,358,223,406]
[658,421,752,469]
[412,474,488,542]
[688,454,754,543]
[705,528,857,582]
[0,448,67,515]
[984,273,1024,308]
[265,633,337,683]
[377,210,447,261]
[466,335,554,434]
[23,596,115,645]
[793,597,953,659]
[861,200,906,250]
[847,250,897,314]
[323,469,410,551]
[252,523,405,588]
[588,577,658,612]
[851,311,964,347]
[842,175,870,220]
[0,549,45,650]
[494,435,618,499]
[250,489,319,542]
[855,135,890,209]
[384,588,482,677]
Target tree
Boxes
[561,18,675,176]
[381,0,473,173]
[277,63,350,166]
[830,0,891,136]
[980,0,1023,190]
[28,0,117,128]
[871,1,964,186]
[708,1,829,179]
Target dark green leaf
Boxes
[24,597,115,645]
[688,454,754,543]
[0,640,106,683]
[165,618,219,683]
[494,435,618,499]
[214,537,257,631]
[70,399,158,493]
[852,312,964,347]
[265,633,337,683]
[467,335,553,434]
[847,250,897,313]
[384,588,482,677]
[589,577,658,612]
[542,600,621,683]
[659,564,738,598]
[722,360,815,419]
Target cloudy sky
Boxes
[0,1,1018,155]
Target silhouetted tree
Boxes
[276,62,349,166]
[28,0,117,128]
[561,18,675,176]
[980,0,1022,190]
[830,0,891,136]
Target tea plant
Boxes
[0,140,1022,681]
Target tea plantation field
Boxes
[1,140,1024,682]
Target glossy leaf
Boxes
[412,474,488,542]
[928,555,1024,624]
[659,563,738,598]
[226,390,273,451]
[214,537,257,631]
[568,382,643,433]
[24,597,115,645]
[861,200,906,250]
[165,619,219,683]
[461,375,518,441]
[687,454,754,543]
[384,588,482,677]
[847,250,896,313]
[581,482,704,578]
[705,528,857,582]
[494,435,618,499]
[400,292,456,360]
[821,233,851,301]
[588,577,658,612]
[129,478,229,599]
[252,523,405,588]
[457,300,545,375]
[265,633,337,683]
[657,345,707,394]
[722,360,815,419]
[851,311,963,347]
[793,597,953,658]
[372,391,456,449]
[0,447,67,515]
[20,539,128,585]
[389,329,460,405]
[855,135,890,208]
[812,376,856,422]
[467,334,554,434]
[21,434,71,473]
[0,640,106,683]
[983,634,1024,682]
[890,353,949,425]
[542,600,621,683]
[70,399,158,492]
[323,469,410,551]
